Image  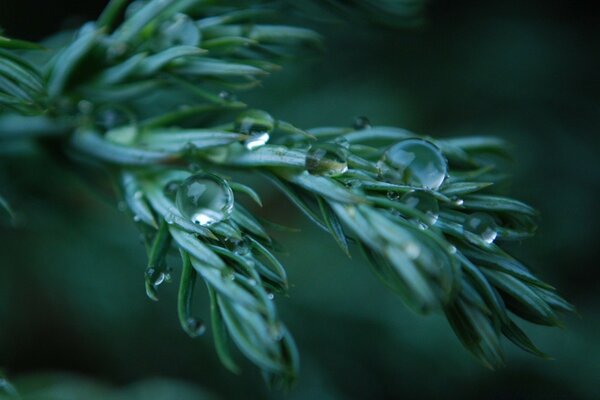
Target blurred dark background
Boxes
[1,0,599,399]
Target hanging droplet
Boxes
[155,13,201,49]
[378,139,447,190]
[186,317,206,337]
[401,190,440,226]
[175,173,234,226]
[353,116,371,130]
[235,109,274,150]
[145,267,166,287]
[305,142,349,177]
[464,212,497,244]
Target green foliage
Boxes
[0,0,573,388]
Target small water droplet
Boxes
[377,139,447,190]
[235,109,274,150]
[186,317,206,337]
[353,116,371,130]
[163,181,181,197]
[451,196,464,206]
[228,238,250,256]
[344,179,361,189]
[220,268,236,281]
[403,242,421,259]
[267,293,275,300]
[175,173,234,227]
[188,163,201,172]
[248,278,257,286]
[219,90,236,102]
[269,323,284,341]
[77,100,94,115]
[305,142,349,177]
[464,212,497,244]
[401,190,439,226]
[447,245,457,254]
[156,13,201,49]
[96,107,131,130]
[333,136,350,149]
[386,191,400,201]
[133,215,141,222]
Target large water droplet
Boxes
[235,109,274,150]
[175,173,234,226]
[464,212,497,244]
[378,139,447,190]
[305,142,349,177]
[401,190,439,226]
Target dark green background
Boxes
[1,1,599,399]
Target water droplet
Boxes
[333,136,350,149]
[186,317,206,337]
[401,190,439,226]
[267,293,275,300]
[248,278,257,286]
[77,100,94,115]
[353,116,371,130]
[403,242,421,260]
[269,323,284,341]
[220,268,236,281]
[451,196,464,206]
[305,142,348,177]
[235,109,274,150]
[447,245,457,254]
[188,163,201,172]
[163,181,181,198]
[175,173,234,226]
[219,90,236,102]
[344,179,361,189]
[96,107,131,130]
[230,239,250,256]
[378,139,447,190]
[464,212,497,244]
[146,268,166,287]
[386,191,400,201]
[156,13,201,49]
[133,215,141,222]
